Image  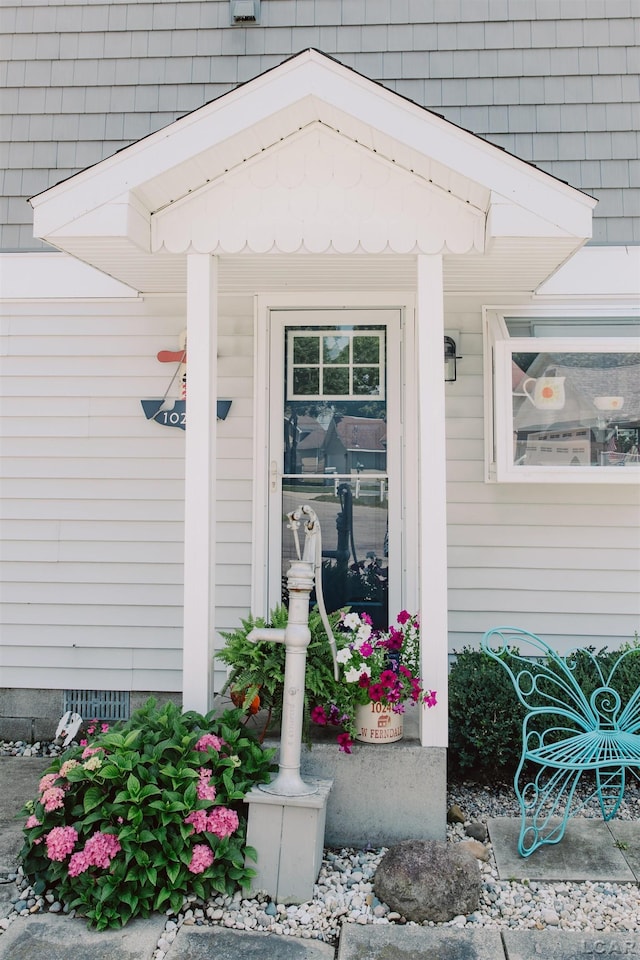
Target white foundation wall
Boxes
[0,288,255,697]
[444,296,640,658]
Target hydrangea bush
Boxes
[19,699,275,929]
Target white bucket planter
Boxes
[354,701,404,743]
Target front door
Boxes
[268,309,402,629]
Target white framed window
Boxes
[485,310,640,483]
[286,330,385,401]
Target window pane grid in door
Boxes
[287,330,384,401]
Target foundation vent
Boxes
[63,690,130,722]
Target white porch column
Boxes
[416,254,449,748]
[182,254,218,713]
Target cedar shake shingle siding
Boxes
[1,0,638,251]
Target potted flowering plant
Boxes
[310,610,437,753]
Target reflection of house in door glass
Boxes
[325,416,387,474]
[282,324,390,628]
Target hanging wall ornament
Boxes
[141,330,187,430]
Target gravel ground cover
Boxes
[2,740,639,957]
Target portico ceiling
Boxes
[30,49,596,297]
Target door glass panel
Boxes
[281,324,389,629]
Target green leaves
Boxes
[83,785,104,814]
[19,697,275,931]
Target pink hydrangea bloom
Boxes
[188,844,214,874]
[184,809,210,834]
[25,815,41,829]
[68,850,91,877]
[41,787,66,812]
[45,826,78,861]
[38,773,59,794]
[206,807,239,839]
[81,746,103,759]
[196,767,216,801]
[83,754,103,771]
[59,759,79,777]
[84,831,121,868]
[195,733,224,753]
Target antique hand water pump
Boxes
[247,505,339,797]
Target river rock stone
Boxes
[446,804,466,824]
[460,839,490,862]
[374,840,481,923]
[465,821,488,842]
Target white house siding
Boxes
[0,292,255,697]
[443,298,640,658]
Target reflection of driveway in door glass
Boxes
[280,487,388,628]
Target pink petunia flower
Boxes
[45,826,78,861]
[188,844,214,874]
[41,787,66,812]
[379,670,398,687]
[424,690,438,708]
[207,806,239,839]
[311,705,327,725]
[368,683,384,702]
[337,733,353,754]
[397,610,411,625]
[195,733,224,753]
[385,628,403,651]
[358,641,373,657]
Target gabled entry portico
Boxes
[29,49,595,762]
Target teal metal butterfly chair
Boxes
[481,627,640,857]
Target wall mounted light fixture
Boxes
[217,400,232,421]
[444,335,461,382]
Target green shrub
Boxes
[448,638,640,783]
[20,699,276,930]
[447,647,525,781]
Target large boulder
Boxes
[373,839,481,923]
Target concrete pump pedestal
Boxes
[244,778,333,903]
